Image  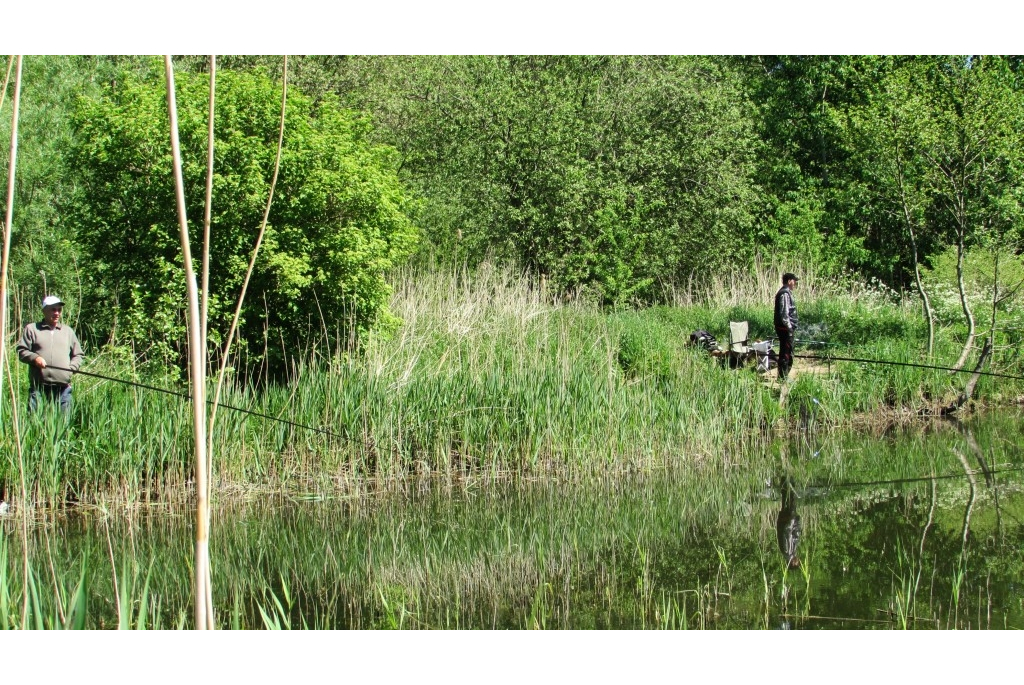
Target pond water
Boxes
[4,410,1024,629]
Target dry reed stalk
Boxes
[164,55,212,630]
[664,255,826,309]
[208,55,288,442]
[0,57,28,623]
[0,56,14,113]
[3,351,29,626]
[201,56,216,385]
[0,56,22,422]
[201,54,217,629]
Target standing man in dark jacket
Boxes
[774,273,799,381]
[16,295,84,413]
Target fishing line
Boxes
[43,362,1024,476]
[814,463,1024,490]
[46,365,366,448]
[793,339,850,347]
[792,352,1024,382]
[755,337,1024,379]
[784,464,1024,532]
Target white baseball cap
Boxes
[42,295,64,308]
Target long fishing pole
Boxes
[38,370,1024,520]
[793,339,845,347]
[45,365,365,448]
[763,334,1024,380]
[43,347,1024,455]
[792,352,1024,382]
[801,463,1024,491]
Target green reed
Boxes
[3,412,1020,629]
[2,263,1020,505]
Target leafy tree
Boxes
[739,56,888,275]
[839,56,1024,366]
[917,56,1024,369]
[0,56,109,321]
[342,56,760,304]
[843,60,942,354]
[68,63,418,369]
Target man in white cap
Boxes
[15,295,84,413]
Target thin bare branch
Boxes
[200,53,217,631]
[209,55,288,441]
[0,56,15,114]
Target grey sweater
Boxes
[16,322,84,386]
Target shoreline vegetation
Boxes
[3,55,1023,513]
[2,55,1024,632]
[2,261,1021,509]
[2,411,1022,629]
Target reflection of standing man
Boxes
[16,295,84,414]
[776,477,802,570]
[774,273,799,381]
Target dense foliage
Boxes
[2,55,1023,369]
[341,56,762,304]
[63,64,418,366]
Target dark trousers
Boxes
[775,326,794,380]
[28,383,72,414]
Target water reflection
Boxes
[4,410,1024,629]
[776,476,802,570]
[959,421,1002,539]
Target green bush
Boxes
[68,63,418,368]
[802,297,923,347]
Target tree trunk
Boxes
[986,246,1001,372]
[941,338,991,415]
[950,230,976,371]
[894,150,935,356]
[908,224,935,357]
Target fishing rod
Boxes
[36,371,1024,506]
[765,336,1024,380]
[803,463,1024,491]
[44,365,365,448]
[792,353,1024,382]
[766,336,850,347]
[40,348,1024,455]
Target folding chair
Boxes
[729,321,750,355]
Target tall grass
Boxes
[2,262,1022,505]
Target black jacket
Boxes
[774,286,798,332]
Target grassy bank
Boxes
[2,262,1022,505]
